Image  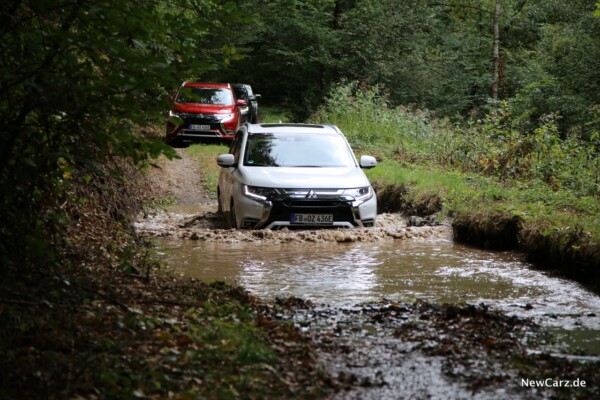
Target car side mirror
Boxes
[236,99,247,106]
[217,154,235,167]
[255,94,261,99]
[359,155,377,169]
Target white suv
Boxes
[216,123,377,229]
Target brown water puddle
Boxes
[154,237,600,356]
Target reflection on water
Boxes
[155,237,600,354]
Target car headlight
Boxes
[215,113,234,122]
[343,186,372,202]
[168,110,181,118]
[243,185,277,201]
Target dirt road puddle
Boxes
[154,236,600,356]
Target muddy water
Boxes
[155,236,600,355]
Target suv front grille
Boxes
[178,112,218,120]
[282,200,344,207]
[278,188,343,195]
[267,200,356,226]
[182,116,220,124]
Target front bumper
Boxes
[166,113,235,141]
[233,188,377,229]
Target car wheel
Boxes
[229,199,238,229]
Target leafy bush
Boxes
[313,81,599,198]
[0,1,247,274]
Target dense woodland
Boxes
[225,0,600,133]
[1,0,599,287]
[1,1,599,397]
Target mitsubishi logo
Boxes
[306,190,318,199]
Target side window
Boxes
[230,131,244,163]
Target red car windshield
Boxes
[176,87,233,105]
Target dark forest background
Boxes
[1,0,599,270]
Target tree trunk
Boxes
[491,0,501,100]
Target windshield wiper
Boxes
[245,163,279,167]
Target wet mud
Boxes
[135,206,452,244]
[264,298,600,400]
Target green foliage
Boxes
[259,106,294,123]
[0,1,251,273]
[219,0,341,119]
[315,82,600,198]
[367,161,600,239]
[228,0,599,137]
[502,0,600,136]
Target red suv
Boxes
[166,82,246,143]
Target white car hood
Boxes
[241,167,370,189]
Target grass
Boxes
[367,160,600,238]
[185,143,228,197]
[313,82,599,198]
[259,105,294,123]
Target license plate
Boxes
[190,124,210,130]
[291,213,333,224]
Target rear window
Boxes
[176,87,233,105]
[244,132,356,167]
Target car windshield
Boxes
[176,87,233,105]
[244,132,357,167]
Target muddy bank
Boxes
[456,214,600,291]
[376,183,600,292]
